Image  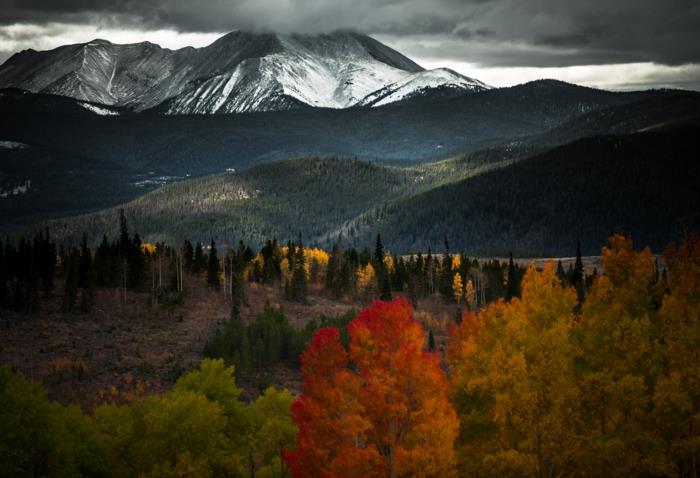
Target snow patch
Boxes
[79,102,120,115]
[0,179,31,198]
[0,141,28,149]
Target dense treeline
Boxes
[0,228,55,313]
[4,208,582,319]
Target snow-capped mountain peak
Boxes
[0,31,490,114]
[357,67,490,107]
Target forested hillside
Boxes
[40,158,429,246]
[339,120,700,255]
[33,118,700,256]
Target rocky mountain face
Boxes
[0,31,488,113]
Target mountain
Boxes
[0,84,690,234]
[0,31,487,114]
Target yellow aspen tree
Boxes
[452,272,464,304]
[448,263,579,476]
[356,263,377,300]
[465,279,476,310]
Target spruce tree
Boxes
[77,233,92,289]
[428,329,435,352]
[206,240,220,289]
[556,260,566,283]
[439,251,454,302]
[506,253,520,300]
[289,238,308,303]
[374,234,392,301]
[193,242,205,274]
[62,250,78,313]
[573,241,585,302]
[181,240,194,273]
[374,234,384,266]
[0,238,7,311]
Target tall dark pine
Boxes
[506,252,519,300]
[206,240,220,289]
[77,233,92,289]
[181,240,195,273]
[573,241,585,302]
[129,233,145,291]
[193,242,205,274]
[374,234,384,266]
[374,234,392,301]
[439,236,453,302]
[289,237,308,303]
[118,209,129,252]
[0,239,7,311]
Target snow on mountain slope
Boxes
[0,31,488,114]
[78,101,120,115]
[358,68,490,107]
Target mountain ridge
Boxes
[0,30,488,113]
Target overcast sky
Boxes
[1,0,699,90]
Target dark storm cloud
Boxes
[0,0,698,67]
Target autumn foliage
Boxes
[286,298,458,477]
[448,235,700,476]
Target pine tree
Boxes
[428,329,435,352]
[374,234,384,266]
[181,240,194,273]
[0,238,7,311]
[289,238,308,303]
[193,242,205,274]
[374,234,391,301]
[556,260,566,284]
[506,252,520,300]
[573,240,585,302]
[206,240,220,289]
[77,233,92,289]
[440,249,454,302]
[62,250,79,313]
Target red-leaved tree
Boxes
[285,298,458,477]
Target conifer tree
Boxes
[193,242,205,274]
[181,240,195,273]
[573,240,585,302]
[374,234,391,300]
[506,252,520,300]
[289,238,308,303]
[77,233,92,289]
[62,250,79,313]
[0,238,7,311]
[206,240,220,289]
